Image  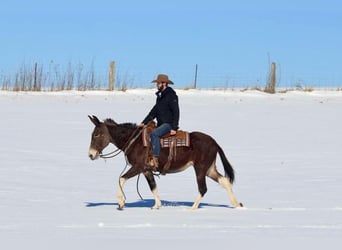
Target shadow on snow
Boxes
[85,199,232,209]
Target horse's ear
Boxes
[88,115,101,126]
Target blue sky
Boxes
[1,0,341,88]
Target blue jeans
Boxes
[150,123,172,157]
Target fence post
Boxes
[265,62,276,93]
[194,64,198,89]
[34,63,38,91]
[109,61,115,91]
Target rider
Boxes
[140,74,180,171]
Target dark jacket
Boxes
[142,87,180,130]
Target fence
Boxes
[1,61,341,91]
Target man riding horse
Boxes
[139,74,180,173]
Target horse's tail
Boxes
[217,144,235,184]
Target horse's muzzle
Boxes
[88,148,99,160]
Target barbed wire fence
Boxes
[1,61,341,91]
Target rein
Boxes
[99,148,122,159]
[99,126,143,159]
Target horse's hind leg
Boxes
[143,171,161,209]
[207,162,242,208]
[192,167,208,209]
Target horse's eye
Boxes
[94,133,100,138]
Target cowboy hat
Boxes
[151,74,174,84]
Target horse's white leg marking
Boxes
[117,177,126,208]
[191,193,202,209]
[151,189,161,209]
[206,162,216,177]
[218,177,241,207]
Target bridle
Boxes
[99,126,143,159]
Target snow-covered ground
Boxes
[1,89,341,249]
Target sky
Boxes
[1,0,341,88]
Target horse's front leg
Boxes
[144,171,161,209]
[117,166,141,209]
[117,177,126,209]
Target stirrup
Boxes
[144,156,159,172]
[150,157,159,170]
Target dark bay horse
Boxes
[88,115,243,209]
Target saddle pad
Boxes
[142,128,190,148]
[161,131,190,148]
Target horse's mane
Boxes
[104,118,137,129]
[119,122,138,129]
[104,118,117,125]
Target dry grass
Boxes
[1,62,101,91]
[1,62,341,92]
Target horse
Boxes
[88,115,243,210]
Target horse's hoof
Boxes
[151,202,161,210]
[239,202,244,207]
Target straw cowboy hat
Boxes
[151,74,174,84]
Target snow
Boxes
[1,89,342,249]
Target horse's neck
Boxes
[108,125,135,150]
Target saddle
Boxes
[142,121,190,174]
[142,122,190,148]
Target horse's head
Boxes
[88,115,111,160]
